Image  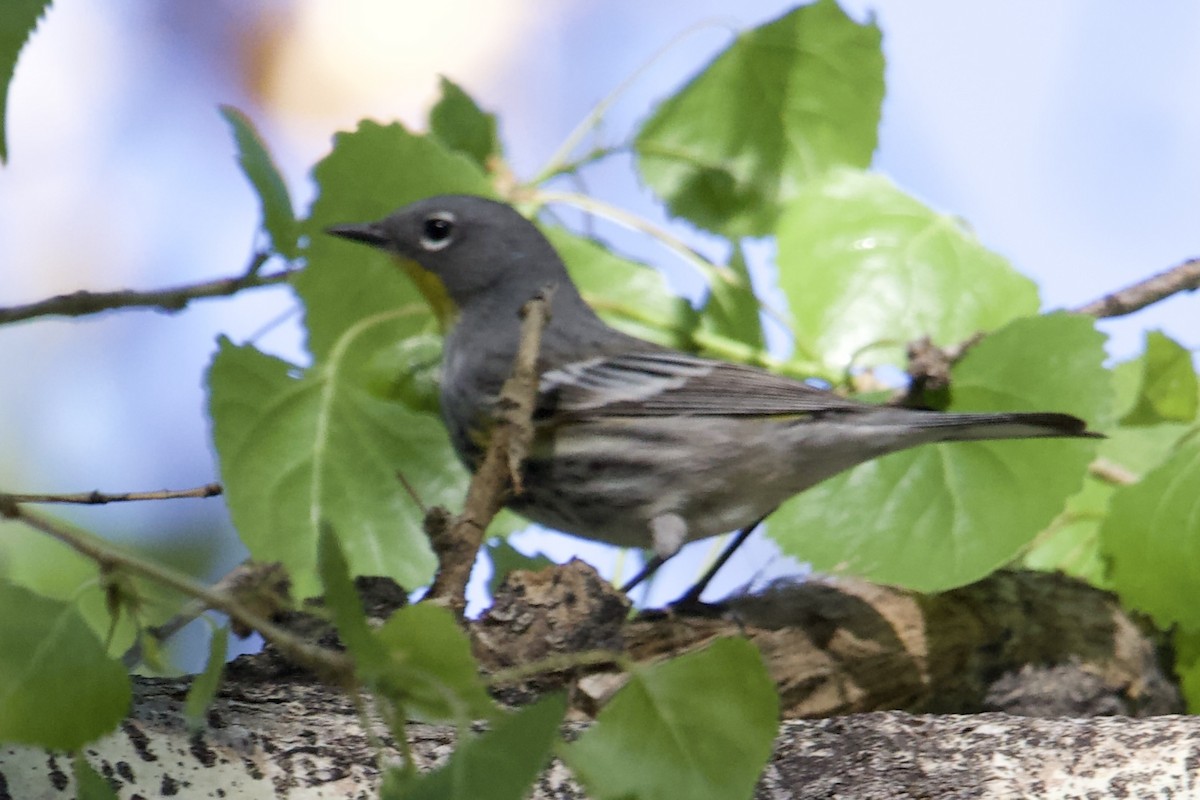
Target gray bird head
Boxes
[328,195,575,326]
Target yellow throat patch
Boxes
[398,257,459,333]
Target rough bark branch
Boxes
[4,684,1193,799]
[0,567,1186,798]
[424,287,554,618]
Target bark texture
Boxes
[0,565,1187,799]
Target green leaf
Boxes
[299,120,492,363]
[562,639,777,800]
[0,0,51,163]
[698,243,765,350]
[0,581,131,749]
[1103,436,1200,629]
[220,105,300,259]
[429,76,500,169]
[0,519,133,652]
[1174,629,1200,713]
[771,313,1108,591]
[317,531,495,724]
[384,694,565,800]
[184,625,228,730]
[72,754,118,800]
[1020,475,1111,586]
[318,525,389,671]
[486,539,555,597]
[362,331,444,415]
[213,125,526,597]
[1120,330,1198,426]
[1101,352,1195,477]
[776,169,1040,368]
[207,339,445,597]
[545,227,698,349]
[635,0,883,237]
[1027,345,1197,583]
[374,603,497,724]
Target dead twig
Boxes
[424,286,555,618]
[0,253,296,325]
[902,256,1199,404]
[7,483,223,505]
[899,333,985,407]
[1075,257,1200,319]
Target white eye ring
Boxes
[420,211,457,251]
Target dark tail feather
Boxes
[911,410,1103,443]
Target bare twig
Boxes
[0,255,296,325]
[1088,458,1139,487]
[903,256,1200,403]
[147,561,292,643]
[7,483,223,505]
[423,287,555,618]
[393,471,428,515]
[0,495,354,688]
[1075,257,1200,319]
[500,289,553,494]
[900,333,985,407]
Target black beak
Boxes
[326,222,389,248]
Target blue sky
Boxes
[1,1,1196,617]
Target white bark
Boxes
[5,684,1199,800]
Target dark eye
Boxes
[419,212,456,251]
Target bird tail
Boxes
[901,410,1102,443]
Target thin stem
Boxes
[0,262,297,325]
[1088,458,1138,487]
[8,483,223,505]
[1075,257,1200,319]
[532,20,736,185]
[0,495,355,688]
[535,189,728,284]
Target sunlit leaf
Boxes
[635,0,883,236]
[1103,436,1200,629]
[1120,330,1198,426]
[208,340,445,597]
[772,313,1107,591]
[776,169,1039,369]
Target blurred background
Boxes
[1,1,1197,663]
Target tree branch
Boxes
[0,255,297,325]
[1074,256,1200,318]
[6,483,222,504]
[0,495,354,688]
[904,256,1200,404]
[423,287,554,618]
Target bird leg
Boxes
[670,516,766,609]
[620,554,665,594]
[619,513,687,594]
[620,514,768,607]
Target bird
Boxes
[328,195,1100,602]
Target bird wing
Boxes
[538,351,866,418]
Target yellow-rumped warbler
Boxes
[329,195,1099,595]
